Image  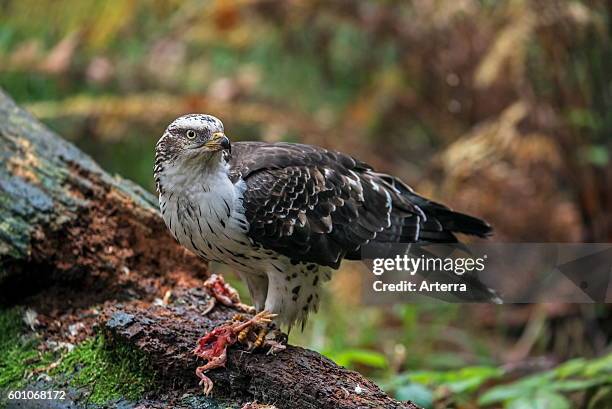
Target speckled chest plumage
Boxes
[158,163,260,270]
[157,160,329,328]
[160,165,322,323]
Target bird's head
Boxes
[154,114,232,193]
[155,113,231,165]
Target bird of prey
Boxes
[155,113,494,329]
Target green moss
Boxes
[0,308,53,389]
[0,308,154,405]
[53,335,155,405]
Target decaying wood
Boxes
[0,89,420,409]
[104,287,418,409]
[0,89,200,302]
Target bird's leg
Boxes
[235,317,287,354]
[237,325,251,346]
[252,327,268,349]
[263,324,287,355]
[203,273,256,313]
[193,311,276,395]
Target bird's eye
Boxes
[186,130,197,139]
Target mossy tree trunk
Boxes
[0,89,420,409]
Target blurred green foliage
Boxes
[479,355,612,408]
[1,1,611,407]
[380,354,612,408]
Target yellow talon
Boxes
[232,313,246,322]
[237,326,250,344]
[253,327,267,349]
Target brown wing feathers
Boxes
[230,142,491,268]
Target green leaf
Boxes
[331,348,389,369]
[506,391,571,409]
[445,377,491,394]
[480,384,529,405]
[479,370,557,405]
[579,145,609,167]
[582,353,612,377]
[407,366,503,387]
[395,383,434,409]
[444,367,504,394]
[405,370,449,385]
[553,358,587,378]
[568,109,602,130]
[550,378,608,392]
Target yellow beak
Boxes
[206,132,231,152]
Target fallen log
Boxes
[0,89,420,409]
[104,287,416,409]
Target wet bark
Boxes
[0,89,420,409]
[104,287,418,409]
[0,89,195,300]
